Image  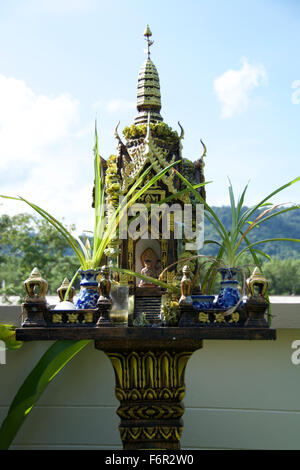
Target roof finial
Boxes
[144,24,153,58]
[135,25,163,125]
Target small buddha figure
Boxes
[99,265,112,301]
[97,266,113,327]
[138,248,160,287]
[179,265,193,305]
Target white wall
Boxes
[1,302,300,450]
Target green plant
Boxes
[161,295,180,326]
[0,123,180,449]
[0,340,90,450]
[0,325,23,351]
[0,123,179,275]
[117,174,300,295]
[123,122,179,146]
[183,175,300,298]
[172,172,300,286]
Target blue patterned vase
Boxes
[75,269,101,309]
[215,268,241,309]
[192,295,215,311]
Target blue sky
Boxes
[0,0,299,233]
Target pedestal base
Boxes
[22,302,47,327]
[16,326,276,450]
[95,330,203,450]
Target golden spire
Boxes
[135,25,163,125]
[144,24,153,58]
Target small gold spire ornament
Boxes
[144,24,152,37]
[22,268,48,327]
[144,24,153,58]
[53,277,76,311]
[245,267,269,327]
[57,278,75,303]
[246,267,268,298]
[24,267,48,302]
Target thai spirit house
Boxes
[104,26,206,322]
[16,26,275,452]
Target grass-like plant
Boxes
[172,171,300,294]
[0,339,90,450]
[115,173,300,294]
[0,123,180,449]
[0,124,179,274]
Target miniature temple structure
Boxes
[104,25,206,323]
[16,26,276,451]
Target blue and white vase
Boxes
[192,295,215,311]
[215,268,241,309]
[76,269,101,309]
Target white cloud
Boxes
[0,73,95,234]
[214,58,267,118]
[0,74,79,167]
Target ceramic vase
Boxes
[215,267,241,309]
[76,269,101,309]
[192,295,215,311]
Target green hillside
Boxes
[201,206,300,259]
[199,206,300,295]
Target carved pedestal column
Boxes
[16,327,276,450]
[95,334,203,450]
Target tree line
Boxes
[0,214,79,302]
[0,208,300,302]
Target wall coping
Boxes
[0,296,299,329]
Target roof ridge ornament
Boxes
[145,112,151,143]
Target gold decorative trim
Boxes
[120,425,183,442]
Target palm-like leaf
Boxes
[0,340,90,450]
[175,170,300,270]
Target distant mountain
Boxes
[201,206,300,259]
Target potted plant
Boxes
[172,172,300,310]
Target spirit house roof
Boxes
[102,25,207,211]
[135,25,163,125]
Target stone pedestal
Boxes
[96,300,113,327]
[22,301,47,327]
[244,296,269,328]
[178,304,198,327]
